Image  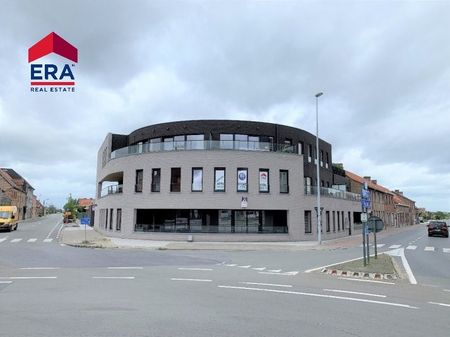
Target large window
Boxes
[214,168,226,192]
[135,169,143,192]
[164,137,174,151]
[248,136,259,150]
[149,138,161,152]
[305,210,312,233]
[259,169,269,193]
[170,168,181,192]
[116,209,122,231]
[326,211,330,232]
[151,168,161,192]
[280,170,289,193]
[235,134,248,150]
[308,144,313,163]
[192,168,203,192]
[186,134,204,150]
[220,134,233,149]
[174,135,185,150]
[333,211,336,232]
[109,209,114,230]
[237,168,248,192]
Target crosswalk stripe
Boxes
[27,238,37,242]
[443,248,450,253]
[376,244,385,248]
[389,245,401,249]
[424,246,435,252]
[10,238,22,243]
[252,267,266,271]
[43,238,53,243]
[406,245,417,250]
[0,237,7,243]
[237,265,251,268]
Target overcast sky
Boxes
[1,0,449,211]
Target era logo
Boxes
[28,32,78,88]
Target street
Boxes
[1,215,449,337]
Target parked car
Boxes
[0,205,19,232]
[427,221,449,238]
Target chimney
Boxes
[363,176,371,181]
[394,189,403,195]
[371,180,377,184]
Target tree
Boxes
[63,194,79,219]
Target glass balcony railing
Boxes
[100,184,123,197]
[110,140,298,160]
[305,186,361,201]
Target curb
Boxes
[320,267,397,281]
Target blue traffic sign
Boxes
[80,217,90,225]
[361,199,371,209]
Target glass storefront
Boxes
[135,209,288,234]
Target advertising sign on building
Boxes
[259,171,269,192]
[215,169,225,191]
[241,197,248,208]
[237,169,248,191]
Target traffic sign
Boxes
[367,216,384,233]
[80,217,90,225]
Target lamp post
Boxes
[315,92,323,244]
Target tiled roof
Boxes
[345,170,393,194]
[393,194,410,207]
[78,198,94,207]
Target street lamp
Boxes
[315,92,323,244]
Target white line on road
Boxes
[46,221,62,239]
[259,271,298,276]
[304,256,369,273]
[177,268,213,271]
[376,244,385,248]
[323,289,386,298]
[218,285,418,309]
[92,276,135,279]
[43,238,53,243]
[225,264,237,267]
[442,248,450,253]
[267,269,281,272]
[252,267,266,271]
[424,246,435,252]
[10,238,22,243]
[0,276,57,280]
[240,282,292,288]
[20,267,60,270]
[27,238,37,242]
[443,289,450,292]
[170,278,212,282]
[428,301,450,308]
[386,248,417,285]
[0,237,8,243]
[337,277,395,285]
[406,245,417,250]
[389,245,401,249]
[237,265,251,268]
[107,267,143,270]
[0,281,13,284]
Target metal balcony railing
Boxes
[110,140,298,160]
[100,184,123,197]
[305,186,361,201]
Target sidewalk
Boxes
[60,223,424,251]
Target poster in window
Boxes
[192,169,203,191]
[259,171,269,192]
[215,169,225,191]
[237,169,247,191]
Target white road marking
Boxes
[323,289,386,298]
[337,277,395,285]
[386,248,417,285]
[218,285,417,309]
[43,238,53,243]
[389,245,401,249]
[0,281,13,284]
[443,289,450,292]
[20,267,60,270]
[240,282,292,288]
[92,276,135,280]
[252,267,266,271]
[406,245,417,250]
[237,265,251,268]
[424,246,435,252]
[443,248,450,253]
[170,278,212,282]
[376,244,385,248]
[27,238,37,242]
[177,268,213,271]
[304,255,374,273]
[225,264,237,267]
[428,301,450,308]
[0,237,8,243]
[107,267,143,270]
[0,276,57,280]
[259,271,298,276]
[46,221,62,239]
[267,269,281,273]
[10,238,22,243]
[60,244,66,247]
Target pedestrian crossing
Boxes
[359,243,450,253]
[0,237,54,244]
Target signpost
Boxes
[367,216,384,258]
[361,183,371,266]
[80,216,90,243]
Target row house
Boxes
[345,171,395,227]
[392,190,416,226]
[0,168,36,220]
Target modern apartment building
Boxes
[95,120,361,241]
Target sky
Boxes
[0,0,449,211]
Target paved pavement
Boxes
[1,215,450,337]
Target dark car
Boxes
[427,221,449,238]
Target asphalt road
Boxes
[1,215,449,337]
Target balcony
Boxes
[110,140,298,160]
[100,184,123,197]
[305,186,361,201]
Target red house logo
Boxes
[28,32,78,92]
